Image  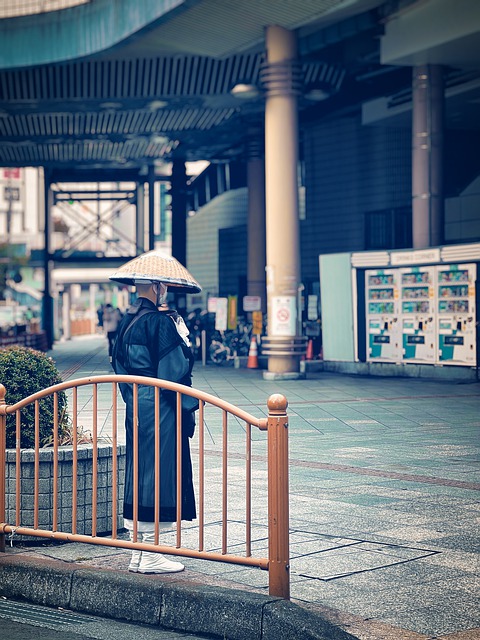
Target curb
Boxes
[0,554,358,640]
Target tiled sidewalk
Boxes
[7,335,480,640]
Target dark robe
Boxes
[112,297,196,522]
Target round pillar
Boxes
[262,25,305,378]
[247,131,266,313]
[136,182,145,254]
[62,286,71,341]
[148,165,156,251]
[89,283,98,335]
[171,159,188,315]
[42,169,54,349]
[412,65,444,248]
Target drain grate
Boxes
[0,599,95,627]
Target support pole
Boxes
[62,286,71,341]
[136,182,145,254]
[263,25,304,377]
[266,393,290,599]
[412,65,444,248]
[148,165,155,251]
[89,284,98,335]
[171,159,188,315]
[171,159,187,267]
[247,130,266,313]
[42,170,54,350]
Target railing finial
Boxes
[267,393,288,413]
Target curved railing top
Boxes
[0,375,283,430]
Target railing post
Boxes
[0,384,7,552]
[266,393,290,599]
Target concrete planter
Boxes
[5,444,125,538]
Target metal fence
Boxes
[0,375,290,598]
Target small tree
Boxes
[0,346,68,448]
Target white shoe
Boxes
[137,532,185,574]
[128,532,142,573]
[138,553,185,574]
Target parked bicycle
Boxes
[209,322,252,366]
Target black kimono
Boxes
[112,297,196,522]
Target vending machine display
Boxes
[400,267,436,363]
[437,264,476,365]
[366,269,401,362]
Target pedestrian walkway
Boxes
[2,335,479,640]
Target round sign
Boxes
[277,308,290,322]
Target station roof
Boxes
[0,0,479,179]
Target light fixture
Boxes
[147,100,168,110]
[150,135,170,145]
[304,81,333,102]
[230,83,261,100]
[100,101,122,110]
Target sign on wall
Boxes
[252,311,263,335]
[228,295,238,330]
[243,296,261,312]
[271,296,296,336]
[215,297,228,331]
[207,297,218,313]
[307,295,318,320]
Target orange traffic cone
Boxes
[306,339,314,361]
[247,335,259,369]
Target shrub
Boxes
[0,346,68,449]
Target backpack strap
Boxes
[112,306,157,370]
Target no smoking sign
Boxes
[272,296,296,336]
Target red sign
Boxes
[3,168,21,180]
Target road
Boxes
[0,599,213,640]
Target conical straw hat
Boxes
[109,250,202,293]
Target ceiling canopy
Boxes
[0,0,478,176]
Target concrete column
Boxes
[42,170,54,349]
[412,65,444,248]
[171,159,188,315]
[136,182,145,254]
[148,165,155,251]
[62,287,71,341]
[263,25,303,377]
[247,131,266,313]
[171,159,187,266]
[89,283,98,334]
[52,289,59,342]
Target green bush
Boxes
[0,346,68,449]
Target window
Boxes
[365,207,412,250]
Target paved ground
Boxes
[2,335,480,640]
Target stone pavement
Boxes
[1,335,479,640]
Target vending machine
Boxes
[366,269,401,362]
[399,267,436,363]
[437,263,477,366]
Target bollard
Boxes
[266,393,290,599]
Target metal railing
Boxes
[0,375,290,598]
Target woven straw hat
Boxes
[109,250,202,293]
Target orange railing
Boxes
[0,376,290,598]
